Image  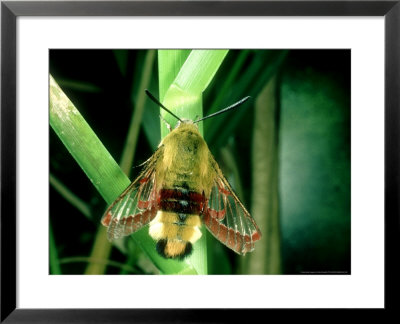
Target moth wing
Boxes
[203,156,261,255]
[101,149,161,241]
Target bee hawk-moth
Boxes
[101,91,261,260]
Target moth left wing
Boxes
[101,149,161,241]
[203,157,261,255]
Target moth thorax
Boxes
[149,211,202,259]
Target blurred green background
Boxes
[49,49,350,275]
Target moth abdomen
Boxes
[149,188,204,259]
[156,239,193,260]
[158,188,204,215]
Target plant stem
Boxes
[50,173,92,221]
[49,223,62,274]
[242,74,282,274]
[120,50,156,177]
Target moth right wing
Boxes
[203,154,261,255]
[101,148,162,241]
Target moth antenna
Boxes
[145,89,183,122]
[194,96,251,123]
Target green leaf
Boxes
[159,50,228,138]
[158,49,191,102]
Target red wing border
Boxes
[101,150,161,241]
[203,165,261,255]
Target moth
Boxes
[101,90,261,260]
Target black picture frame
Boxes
[1,0,399,322]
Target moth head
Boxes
[175,118,197,129]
